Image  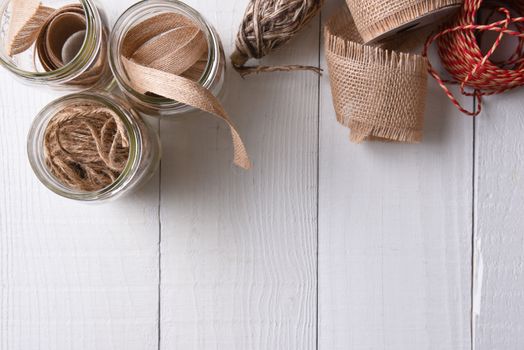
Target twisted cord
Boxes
[423,0,524,116]
[231,0,324,76]
[44,104,130,192]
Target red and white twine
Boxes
[423,0,524,116]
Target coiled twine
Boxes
[424,0,524,116]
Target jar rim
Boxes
[108,0,222,111]
[0,0,103,84]
[27,92,144,201]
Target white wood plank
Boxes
[318,1,473,348]
[159,0,319,348]
[474,89,524,349]
[0,1,160,349]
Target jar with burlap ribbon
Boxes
[0,0,112,90]
[109,0,250,169]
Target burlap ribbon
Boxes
[325,9,428,143]
[5,0,53,55]
[5,0,107,86]
[121,13,251,169]
[345,0,462,43]
[324,0,465,143]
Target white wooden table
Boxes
[1,0,522,349]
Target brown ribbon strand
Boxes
[121,13,251,169]
[5,0,54,55]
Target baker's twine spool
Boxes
[324,8,428,143]
[44,103,130,192]
[231,0,324,77]
[423,0,524,116]
[6,0,107,86]
[121,13,251,169]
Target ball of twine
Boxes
[231,0,324,76]
[423,0,524,116]
[43,103,130,192]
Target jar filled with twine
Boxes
[0,0,112,90]
[27,92,161,201]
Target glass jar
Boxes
[108,0,226,116]
[0,0,112,90]
[27,92,161,201]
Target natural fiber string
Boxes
[423,0,524,116]
[121,13,251,169]
[231,0,324,77]
[44,103,130,192]
[6,2,108,87]
[325,9,428,143]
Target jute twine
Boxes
[6,0,107,87]
[43,103,130,192]
[424,0,524,116]
[325,9,428,143]
[345,0,462,43]
[231,0,324,76]
[120,13,251,169]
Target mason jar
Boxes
[27,92,161,201]
[0,0,112,90]
[108,0,226,116]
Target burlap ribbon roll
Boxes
[345,0,462,43]
[36,4,86,70]
[120,13,251,169]
[324,0,464,143]
[5,0,107,87]
[325,9,428,143]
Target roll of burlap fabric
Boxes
[345,0,462,43]
[324,9,428,143]
[5,0,108,87]
[324,0,465,143]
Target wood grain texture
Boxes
[0,1,159,349]
[474,90,524,350]
[318,1,473,349]
[159,0,319,348]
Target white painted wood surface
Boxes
[318,1,472,349]
[474,89,524,350]
[0,0,523,349]
[0,81,160,349]
[159,0,318,348]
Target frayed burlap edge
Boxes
[349,120,423,143]
[326,37,427,75]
